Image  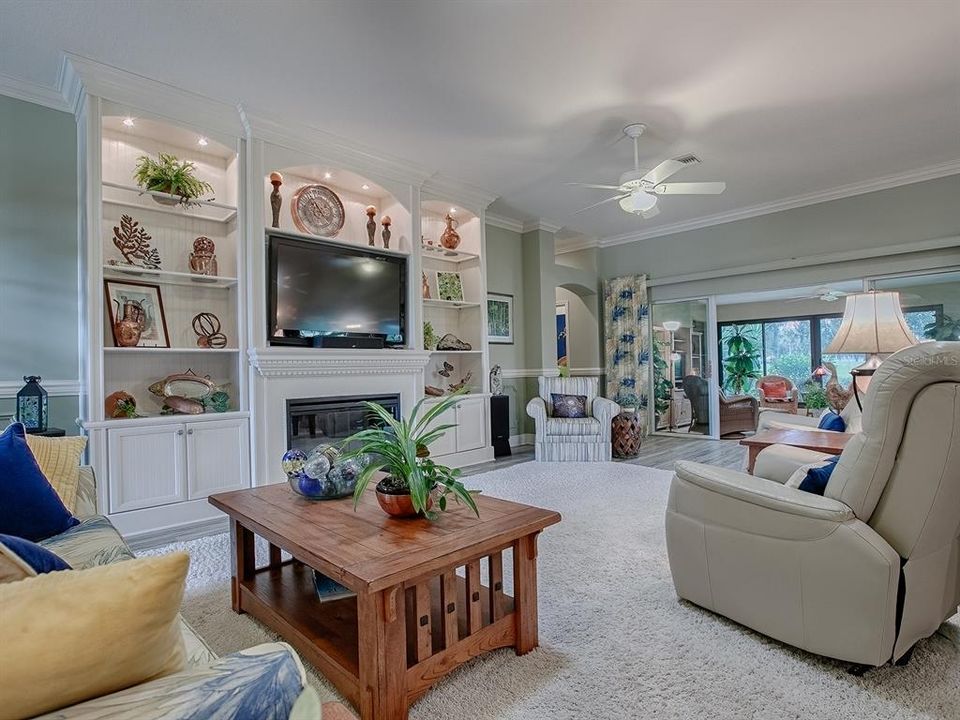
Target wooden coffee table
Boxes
[740,428,852,473]
[209,483,561,720]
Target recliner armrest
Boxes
[674,460,853,522]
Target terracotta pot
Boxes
[375,484,433,518]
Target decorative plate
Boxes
[291,184,345,237]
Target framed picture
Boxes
[487,293,514,344]
[556,302,569,367]
[436,271,464,302]
[104,279,170,348]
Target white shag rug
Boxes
[151,462,960,719]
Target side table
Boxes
[611,411,643,458]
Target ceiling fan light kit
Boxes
[570,122,727,217]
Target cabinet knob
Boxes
[187,428,194,435]
[177,429,184,436]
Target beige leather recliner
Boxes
[665,342,960,667]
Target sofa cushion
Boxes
[0,422,79,542]
[39,515,134,569]
[550,393,588,418]
[34,643,306,720]
[0,533,70,582]
[545,417,602,437]
[0,552,189,720]
[759,379,787,399]
[25,433,87,514]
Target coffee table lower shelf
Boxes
[237,559,519,710]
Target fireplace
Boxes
[286,394,401,453]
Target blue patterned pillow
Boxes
[0,423,79,541]
[551,393,588,419]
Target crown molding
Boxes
[0,69,69,113]
[421,174,498,214]
[485,213,525,233]
[555,235,599,255]
[62,53,244,138]
[599,161,960,248]
[240,104,433,189]
[522,219,563,234]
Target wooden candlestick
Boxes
[269,172,283,228]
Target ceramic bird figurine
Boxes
[822,361,854,412]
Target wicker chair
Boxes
[682,375,759,437]
[757,375,800,414]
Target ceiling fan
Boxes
[786,287,851,303]
[568,123,726,218]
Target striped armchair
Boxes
[526,376,620,461]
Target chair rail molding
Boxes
[247,348,432,378]
[0,379,83,399]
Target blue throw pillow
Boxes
[0,533,71,574]
[0,423,79,541]
[798,455,841,496]
[551,393,588,418]
[817,411,846,432]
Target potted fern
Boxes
[133,152,215,207]
[341,390,479,519]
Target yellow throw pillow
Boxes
[24,434,87,513]
[0,552,189,720]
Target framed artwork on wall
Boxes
[487,292,514,344]
[436,271,464,302]
[556,302,569,367]
[104,279,170,348]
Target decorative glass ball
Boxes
[281,449,307,476]
[283,446,353,501]
[328,456,364,494]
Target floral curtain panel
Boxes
[603,274,651,435]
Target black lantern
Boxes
[16,376,48,432]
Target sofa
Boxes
[27,467,353,719]
[757,393,862,434]
[665,342,960,667]
[682,375,759,437]
[526,376,620,461]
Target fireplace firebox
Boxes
[285,394,401,454]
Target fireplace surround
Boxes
[286,393,401,453]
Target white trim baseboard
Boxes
[0,379,83,399]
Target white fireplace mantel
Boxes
[248,347,432,378]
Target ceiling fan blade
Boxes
[566,182,623,191]
[573,194,629,214]
[654,182,726,195]
[640,205,660,219]
[642,158,685,185]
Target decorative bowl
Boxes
[282,446,353,501]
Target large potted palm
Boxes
[723,325,762,395]
[342,390,479,519]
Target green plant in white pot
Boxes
[134,152,214,206]
[341,390,479,519]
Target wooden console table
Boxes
[209,483,560,720]
[740,428,852,473]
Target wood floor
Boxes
[463,434,747,476]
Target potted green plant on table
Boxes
[133,152,215,207]
[801,381,828,416]
[341,390,479,520]
[723,324,762,395]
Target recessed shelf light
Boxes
[361,183,370,190]
[197,136,209,147]
[122,117,135,127]
[324,172,332,180]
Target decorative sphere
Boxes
[303,453,331,481]
[281,449,307,476]
[328,456,364,494]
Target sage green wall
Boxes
[0,95,80,434]
[598,175,960,299]
[521,229,557,372]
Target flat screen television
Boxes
[267,232,406,347]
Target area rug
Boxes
[150,462,959,719]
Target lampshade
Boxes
[824,292,918,355]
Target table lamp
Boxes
[823,291,918,409]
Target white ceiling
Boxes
[2,1,958,244]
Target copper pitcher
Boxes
[440,213,461,250]
[113,298,145,347]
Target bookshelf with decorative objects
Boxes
[77,83,250,541]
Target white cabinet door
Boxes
[108,424,186,513]
[429,405,458,457]
[455,398,487,453]
[186,418,250,500]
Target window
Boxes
[763,320,812,389]
[819,316,865,380]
